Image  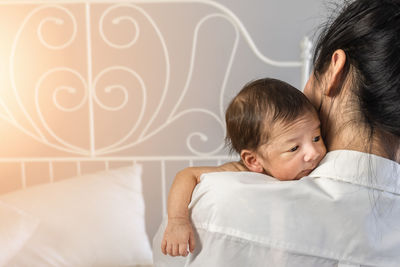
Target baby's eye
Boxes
[313,136,321,142]
[290,145,299,152]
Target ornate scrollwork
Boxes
[36,7,77,50]
[99,6,140,49]
[4,1,307,158]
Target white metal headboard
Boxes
[0,0,312,238]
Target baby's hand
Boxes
[161,217,196,257]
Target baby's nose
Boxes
[304,147,320,162]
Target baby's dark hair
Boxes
[225,78,317,154]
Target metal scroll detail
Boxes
[1,1,308,158]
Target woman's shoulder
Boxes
[189,151,400,265]
[309,149,400,193]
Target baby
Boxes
[161,78,327,256]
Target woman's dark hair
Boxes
[313,0,400,158]
[225,78,317,154]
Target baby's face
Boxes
[256,112,326,180]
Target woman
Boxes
[153,0,400,266]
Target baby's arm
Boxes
[161,161,247,257]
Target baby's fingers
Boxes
[172,243,179,256]
[165,242,174,256]
[179,243,189,256]
[161,239,167,255]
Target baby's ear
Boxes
[240,149,264,173]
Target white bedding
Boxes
[0,202,39,266]
[0,165,153,267]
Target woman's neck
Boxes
[314,76,400,162]
[324,117,399,161]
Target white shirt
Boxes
[153,150,400,267]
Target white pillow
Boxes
[0,201,39,266]
[0,165,153,266]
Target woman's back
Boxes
[154,150,400,266]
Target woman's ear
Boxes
[325,49,346,96]
[240,149,264,173]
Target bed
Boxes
[0,1,312,266]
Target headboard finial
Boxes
[300,36,313,90]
